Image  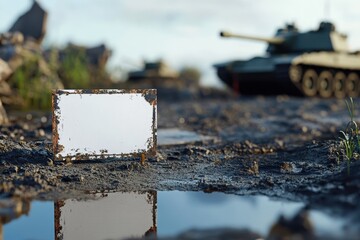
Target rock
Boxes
[7,166,18,174]
[0,59,12,82]
[0,46,18,105]
[156,152,165,161]
[0,44,17,63]
[0,32,24,46]
[247,160,259,175]
[47,158,53,166]
[0,81,12,96]
[0,197,30,224]
[280,162,302,174]
[268,207,314,240]
[8,1,47,43]
[0,98,8,125]
[62,175,84,183]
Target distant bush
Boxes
[10,53,61,110]
[9,45,114,110]
[179,66,201,87]
[57,46,113,89]
[88,66,114,89]
[58,47,90,89]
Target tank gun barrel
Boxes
[220,31,284,45]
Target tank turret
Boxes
[220,31,284,45]
[214,21,360,98]
[220,21,348,54]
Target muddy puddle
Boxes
[1,191,358,240]
[2,97,360,239]
[158,128,216,146]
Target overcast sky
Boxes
[1,0,360,86]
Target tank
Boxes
[127,60,179,81]
[214,21,360,98]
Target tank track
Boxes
[289,64,360,98]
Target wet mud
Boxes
[0,96,359,233]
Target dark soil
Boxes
[1,96,360,231]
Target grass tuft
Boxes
[339,97,360,175]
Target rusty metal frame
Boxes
[52,89,157,161]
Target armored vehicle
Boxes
[214,21,360,98]
[128,60,179,81]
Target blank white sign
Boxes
[52,89,157,160]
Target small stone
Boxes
[301,126,308,133]
[281,162,293,173]
[156,153,165,161]
[61,176,72,182]
[79,176,85,182]
[275,139,285,148]
[41,116,47,123]
[183,148,193,155]
[38,129,46,137]
[167,156,179,161]
[9,166,18,174]
[247,160,259,175]
[65,157,72,165]
[26,114,32,120]
[178,117,185,124]
[47,158,53,166]
[280,162,302,174]
[0,99,8,125]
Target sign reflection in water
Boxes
[55,191,157,240]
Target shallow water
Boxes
[158,128,215,146]
[1,191,356,239]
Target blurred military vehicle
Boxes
[215,21,360,98]
[126,60,215,100]
[127,60,180,87]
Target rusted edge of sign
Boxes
[52,89,157,161]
